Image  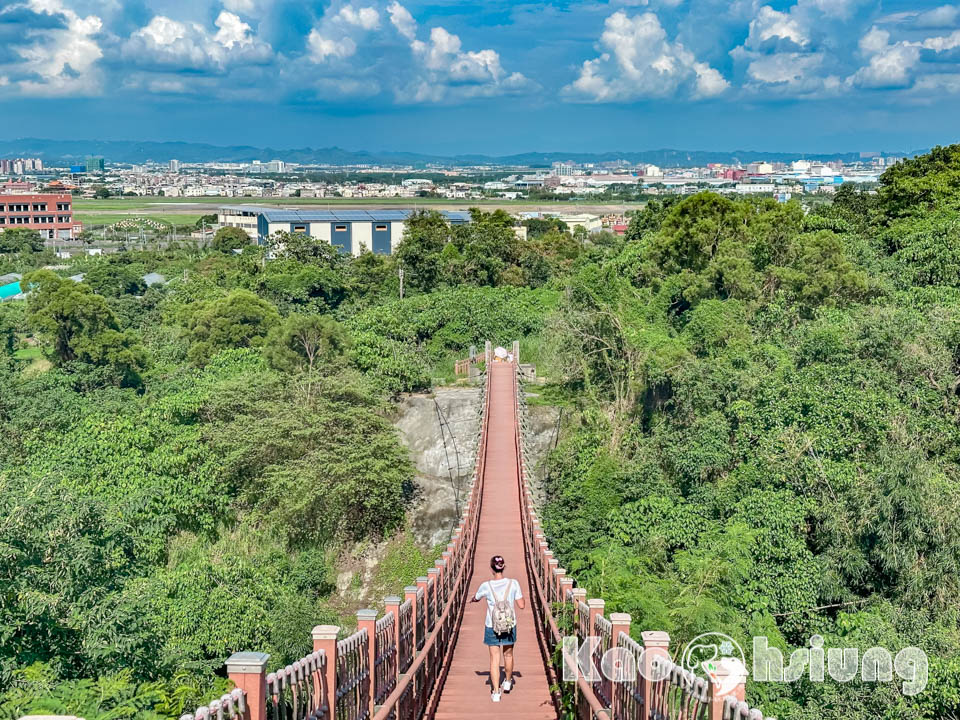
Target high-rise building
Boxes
[85,156,105,172]
[0,158,43,174]
[169,159,180,173]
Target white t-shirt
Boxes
[475,578,523,628]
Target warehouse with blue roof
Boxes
[217,206,472,255]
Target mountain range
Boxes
[0,138,923,168]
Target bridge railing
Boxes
[511,363,776,720]
[196,366,490,720]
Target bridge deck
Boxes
[432,363,556,720]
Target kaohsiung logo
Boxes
[681,632,747,696]
[561,632,928,696]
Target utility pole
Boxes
[398,266,404,300]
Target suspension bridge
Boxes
[182,343,774,720]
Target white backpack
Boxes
[491,581,516,634]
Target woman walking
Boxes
[471,555,525,702]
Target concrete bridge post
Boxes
[435,557,448,602]
[538,541,549,590]
[427,568,441,620]
[547,558,559,603]
[553,568,567,602]
[312,625,340,720]
[587,599,605,638]
[484,340,492,365]
[559,577,574,603]
[225,652,269,720]
[642,631,670,718]
[571,588,587,633]
[708,662,746,720]
[356,609,378,719]
[512,340,520,366]
[403,586,419,652]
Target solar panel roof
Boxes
[222,205,470,224]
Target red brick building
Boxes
[0,193,81,240]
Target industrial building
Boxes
[0,193,82,240]
[217,206,471,255]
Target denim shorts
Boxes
[484,626,517,646]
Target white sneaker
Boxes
[491,692,501,702]
[502,680,513,693]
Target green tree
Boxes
[183,289,280,365]
[264,314,349,401]
[0,229,44,254]
[211,226,251,254]
[84,263,147,298]
[22,270,146,385]
[450,209,520,287]
[0,303,24,355]
[394,210,451,292]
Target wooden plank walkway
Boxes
[432,362,556,720]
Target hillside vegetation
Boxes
[2,148,960,719]
[540,146,960,720]
[0,210,561,720]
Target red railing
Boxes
[368,364,492,720]
[336,629,370,720]
[510,363,775,720]
[191,363,491,720]
[185,346,775,720]
[267,652,329,720]
[374,613,398,707]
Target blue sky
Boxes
[2,0,960,154]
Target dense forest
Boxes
[3,146,960,720]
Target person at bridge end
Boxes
[471,554,525,702]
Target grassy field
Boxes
[13,345,42,361]
[72,195,643,230]
[74,212,206,227]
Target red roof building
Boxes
[0,193,82,240]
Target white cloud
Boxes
[307,30,357,60]
[564,10,728,102]
[14,0,103,96]
[747,52,822,83]
[731,0,873,96]
[338,5,380,30]
[306,4,380,63]
[388,1,417,40]
[214,11,256,48]
[848,27,921,89]
[922,29,960,52]
[859,27,891,54]
[223,0,258,14]
[915,4,960,28]
[122,11,271,71]
[389,2,535,103]
[747,6,809,47]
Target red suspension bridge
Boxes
[182,344,774,720]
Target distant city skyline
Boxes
[3,1,960,153]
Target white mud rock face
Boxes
[394,385,562,549]
[394,388,482,548]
